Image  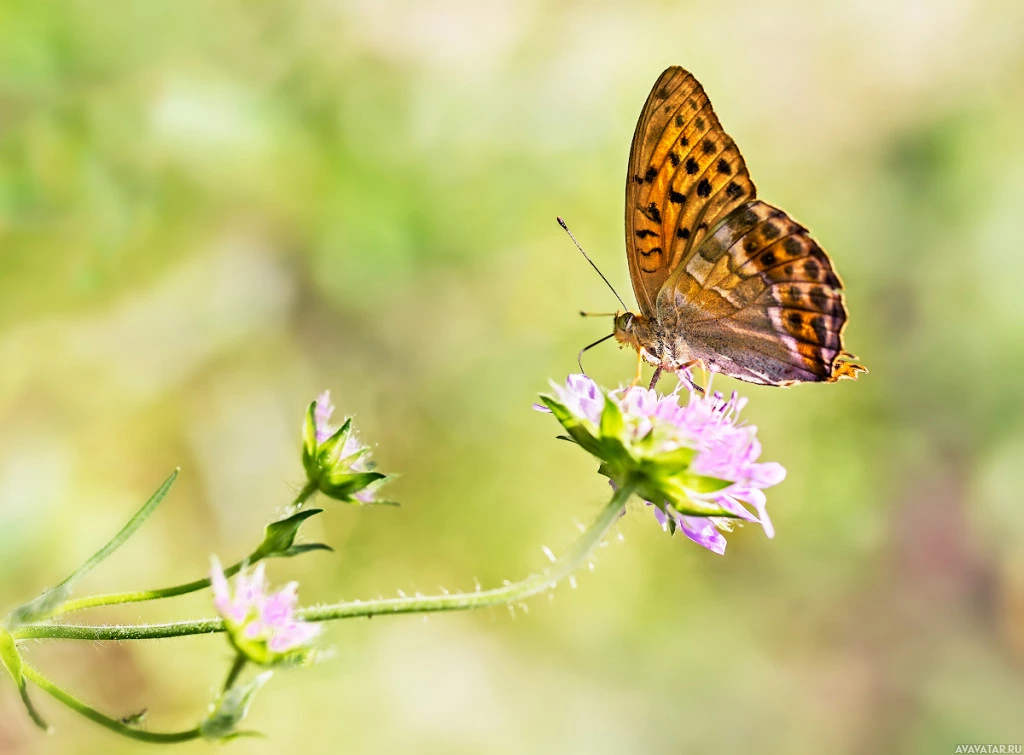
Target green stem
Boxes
[291,479,318,509]
[222,656,247,693]
[45,482,317,617]
[11,484,634,642]
[20,662,201,744]
[301,480,632,622]
[49,553,256,617]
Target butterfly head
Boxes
[612,311,657,355]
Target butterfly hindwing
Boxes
[625,66,756,316]
[656,200,857,384]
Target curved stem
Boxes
[20,662,201,744]
[48,553,256,617]
[46,483,317,617]
[12,484,634,642]
[222,656,247,693]
[291,479,318,510]
[300,481,633,622]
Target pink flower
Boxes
[211,558,320,662]
[540,376,786,554]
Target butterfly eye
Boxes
[616,313,636,331]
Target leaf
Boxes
[253,509,325,559]
[8,469,179,625]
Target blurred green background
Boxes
[2,1,1023,753]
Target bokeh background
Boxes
[2,1,1023,753]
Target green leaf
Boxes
[8,469,179,625]
[252,509,325,559]
[301,402,319,479]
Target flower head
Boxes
[211,557,320,665]
[538,375,785,554]
[302,390,392,504]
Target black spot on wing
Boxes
[696,179,711,197]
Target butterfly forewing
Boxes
[625,66,756,315]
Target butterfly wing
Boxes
[656,200,864,385]
[625,66,757,315]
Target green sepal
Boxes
[660,484,737,518]
[665,510,678,535]
[599,395,625,441]
[279,543,334,557]
[0,628,50,732]
[301,402,319,479]
[315,418,353,471]
[678,473,732,494]
[648,446,697,475]
[320,471,385,502]
[539,396,603,456]
[200,671,272,741]
[252,509,331,560]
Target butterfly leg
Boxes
[648,366,663,391]
[630,350,644,387]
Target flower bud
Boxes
[301,391,392,505]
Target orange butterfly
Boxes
[610,66,865,389]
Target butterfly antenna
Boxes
[577,333,615,373]
[557,217,628,311]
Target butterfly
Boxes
[612,66,865,389]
